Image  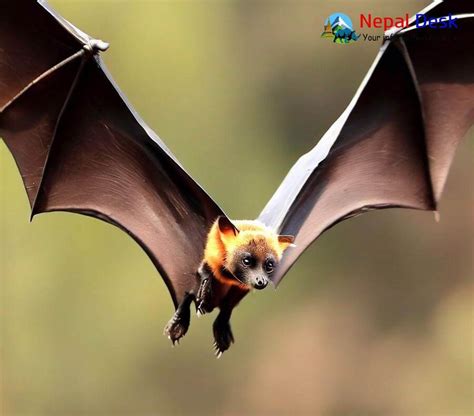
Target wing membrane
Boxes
[259,9,474,285]
[1,1,225,306]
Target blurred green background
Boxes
[1,0,473,415]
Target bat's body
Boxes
[1,0,473,356]
[165,217,294,355]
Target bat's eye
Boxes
[242,255,253,267]
[265,260,275,274]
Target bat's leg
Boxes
[212,286,249,358]
[195,263,213,316]
[164,292,195,345]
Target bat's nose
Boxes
[253,277,268,290]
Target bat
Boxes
[1,0,472,356]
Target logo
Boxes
[322,11,459,45]
[321,13,360,44]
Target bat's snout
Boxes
[253,276,268,290]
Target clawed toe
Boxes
[213,342,224,359]
[164,315,189,345]
[212,321,234,358]
[196,301,206,317]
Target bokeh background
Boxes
[1,0,473,415]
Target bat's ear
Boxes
[278,235,295,251]
[217,216,239,243]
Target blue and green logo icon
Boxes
[321,13,360,44]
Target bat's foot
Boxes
[212,317,234,358]
[164,311,190,345]
[164,292,193,345]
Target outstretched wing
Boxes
[259,2,474,285]
[0,0,225,307]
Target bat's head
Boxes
[217,217,294,289]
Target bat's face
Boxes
[218,217,294,289]
[227,237,279,289]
